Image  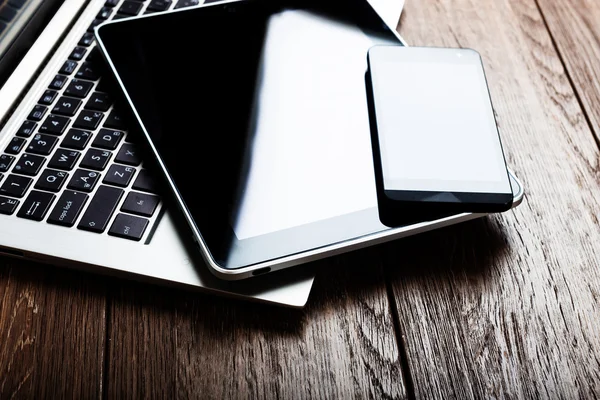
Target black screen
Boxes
[97,0,402,270]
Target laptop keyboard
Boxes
[0,0,27,36]
[0,0,210,241]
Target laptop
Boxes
[0,0,522,308]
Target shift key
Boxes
[48,190,89,227]
[77,185,123,233]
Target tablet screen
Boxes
[97,0,402,269]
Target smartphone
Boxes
[366,46,514,227]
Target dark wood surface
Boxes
[2,0,600,398]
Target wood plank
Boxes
[389,0,600,398]
[536,0,600,142]
[0,258,106,398]
[106,251,407,399]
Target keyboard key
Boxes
[112,13,129,20]
[74,110,104,130]
[81,148,111,171]
[39,114,69,135]
[17,190,56,221]
[28,105,47,122]
[65,79,93,98]
[78,185,123,233]
[175,0,199,9]
[148,0,172,11]
[119,1,143,15]
[39,90,58,105]
[121,191,159,217]
[87,18,104,33]
[0,174,32,198]
[85,92,112,111]
[0,196,19,215]
[0,154,15,172]
[16,121,37,138]
[103,164,135,187]
[0,21,5,35]
[61,129,92,150]
[115,143,142,166]
[35,169,68,192]
[109,213,148,241]
[49,75,68,90]
[92,128,124,150]
[8,0,27,9]
[0,5,18,22]
[104,110,125,130]
[105,0,119,7]
[48,149,80,171]
[52,96,82,117]
[59,60,78,75]
[27,134,58,156]
[68,169,100,192]
[75,62,100,81]
[69,47,87,61]
[47,190,88,227]
[97,7,113,20]
[79,32,94,47]
[132,169,157,193]
[5,137,26,154]
[13,153,45,176]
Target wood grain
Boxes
[536,0,600,143]
[388,0,600,398]
[106,251,406,399]
[0,258,106,399]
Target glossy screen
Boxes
[98,0,401,269]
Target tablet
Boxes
[96,0,524,280]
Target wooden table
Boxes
[2,0,600,397]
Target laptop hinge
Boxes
[0,0,90,129]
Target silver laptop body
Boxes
[0,0,523,308]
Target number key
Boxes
[81,148,111,171]
[27,134,58,155]
[75,62,100,81]
[39,114,70,135]
[0,174,32,198]
[65,79,93,98]
[52,96,82,117]
[13,153,45,176]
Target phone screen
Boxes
[368,46,512,196]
